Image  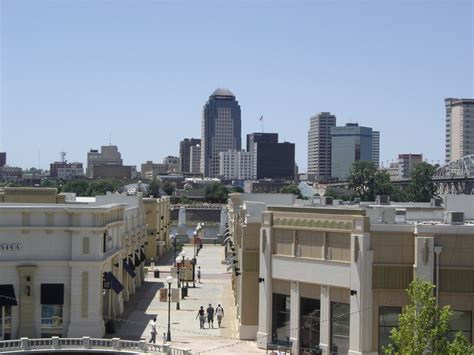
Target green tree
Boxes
[230,186,244,193]
[384,279,473,355]
[146,178,161,197]
[87,179,122,196]
[204,182,229,203]
[348,161,377,201]
[280,184,303,199]
[373,170,394,197]
[406,162,437,202]
[162,181,175,196]
[448,332,474,354]
[62,180,90,196]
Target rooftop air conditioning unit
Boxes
[445,211,465,225]
[395,209,407,224]
[376,195,390,205]
[323,197,333,205]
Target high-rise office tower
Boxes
[307,112,336,181]
[247,133,295,180]
[372,131,380,167]
[201,88,241,177]
[219,149,253,180]
[0,152,6,167]
[179,138,201,173]
[86,145,123,177]
[445,98,474,162]
[189,144,201,174]
[331,123,373,180]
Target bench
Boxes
[266,339,293,354]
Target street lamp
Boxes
[171,234,177,267]
[175,256,181,309]
[192,229,198,288]
[166,275,173,341]
[179,251,186,294]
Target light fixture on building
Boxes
[25,286,30,296]
[350,290,357,296]
[113,263,119,267]
[258,277,265,283]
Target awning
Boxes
[123,259,136,278]
[128,258,136,271]
[41,284,64,305]
[134,253,140,267]
[140,248,146,262]
[105,272,124,295]
[222,236,232,245]
[0,284,18,306]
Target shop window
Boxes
[330,302,350,354]
[300,297,321,353]
[447,311,472,342]
[272,293,290,342]
[0,306,12,340]
[41,304,63,337]
[378,306,401,353]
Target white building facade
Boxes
[0,193,147,340]
[219,149,253,180]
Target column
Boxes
[349,233,373,355]
[414,236,434,283]
[290,281,300,354]
[17,265,37,338]
[319,285,331,355]
[257,213,273,349]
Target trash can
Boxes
[154,270,160,278]
[182,286,188,297]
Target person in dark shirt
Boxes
[206,304,215,328]
[196,306,205,329]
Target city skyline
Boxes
[1,1,473,171]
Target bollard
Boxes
[20,337,30,350]
[52,336,60,349]
[112,337,120,350]
[83,336,91,349]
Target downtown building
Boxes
[307,113,337,182]
[445,98,474,162]
[331,123,380,181]
[189,144,201,174]
[247,133,295,180]
[219,149,253,180]
[179,138,201,173]
[200,89,241,178]
[86,146,123,178]
[226,193,474,354]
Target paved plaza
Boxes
[112,244,266,354]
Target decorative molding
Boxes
[273,217,353,231]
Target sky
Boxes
[1,0,473,172]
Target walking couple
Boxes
[196,304,224,329]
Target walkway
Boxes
[112,244,265,355]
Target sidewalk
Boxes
[112,244,265,354]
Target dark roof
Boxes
[210,88,235,98]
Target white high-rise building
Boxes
[307,112,336,181]
[219,149,253,180]
[445,98,474,162]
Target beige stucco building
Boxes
[228,193,474,354]
[143,196,171,259]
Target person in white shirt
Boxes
[149,317,157,343]
[215,304,224,328]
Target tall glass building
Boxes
[201,88,241,177]
[331,123,373,180]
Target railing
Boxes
[0,337,192,354]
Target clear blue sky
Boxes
[1,0,473,172]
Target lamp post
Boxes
[175,256,181,310]
[166,276,173,341]
[192,228,199,288]
[179,251,186,296]
[171,234,177,267]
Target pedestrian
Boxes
[197,266,201,283]
[149,317,157,343]
[162,333,167,344]
[196,306,205,329]
[206,303,215,328]
[215,304,224,328]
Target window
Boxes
[41,304,63,337]
[272,293,290,342]
[0,306,12,340]
[447,311,472,342]
[300,298,320,352]
[330,302,350,354]
[378,306,401,353]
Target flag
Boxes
[259,115,263,121]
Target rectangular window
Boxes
[0,306,12,340]
[330,302,350,354]
[41,304,63,337]
[83,237,90,254]
[378,306,401,353]
[447,311,472,342]
[300,297,321,352]
[272,293,290,342]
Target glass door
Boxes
[0,306,12,340]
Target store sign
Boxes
[1,243,22,251]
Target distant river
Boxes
[170,225,220,238]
